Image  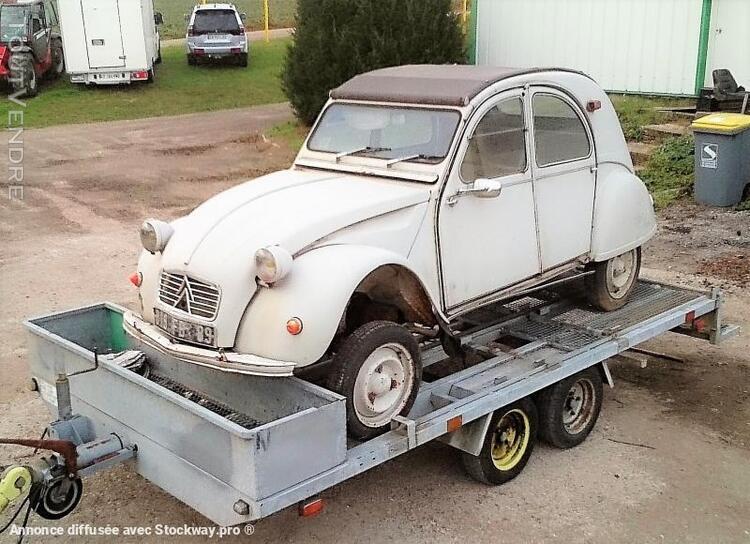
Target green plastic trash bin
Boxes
[691,113,750,206]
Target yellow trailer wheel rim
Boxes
[490,409,530,471]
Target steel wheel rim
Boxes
[562,378,596,434]
[490,409,530,471]
[353,343,414,428]
[606,249,637,299]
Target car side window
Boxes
[532,94,591,167]
[460,97,526,183]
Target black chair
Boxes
[712,69,746,101]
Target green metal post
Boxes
[694,0,713,95]
[467,0,479,64]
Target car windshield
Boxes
[307,104,461,164]
[193,9,240,34]
[0,6,29,42]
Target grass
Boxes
[640,135,695,208]
[1,38,289,128]
[154,0,296,39]
[609,94,692,142]
[267,120,307,150]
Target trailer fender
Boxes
[234,244,439,366]
[437,414,493,456]
[590,170,657,262]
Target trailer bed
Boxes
[23,280,738,525]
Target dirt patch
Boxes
[698,253,750,286]
[156,143,217,156]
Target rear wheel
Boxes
[10,54,38,97]
[537,367,603,449]
[327,321,422,440]
[585,247,641,311]
[187,54,196,66]
[155,44,162,64]
[461,397,538,485]
[238,53,248,67]
[50,42,65,79]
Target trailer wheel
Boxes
[461,397,537,485]
[327,321,422,440]
[586,247,641,311]
[33,478,83,520]
[537,367,603,449]
[10,55,38,97]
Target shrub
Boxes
[641,135,695,208]
[282,0,466,125]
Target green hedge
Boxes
[282,0,466,125]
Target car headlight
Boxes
[254,246,293,284]
[140,219,174,254]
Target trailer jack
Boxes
[0,368,136,534]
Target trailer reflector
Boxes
[447,415,463,433]
[298,497,324,518]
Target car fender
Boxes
[234,244,437,367]
[590,169,657,262]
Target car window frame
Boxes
[530,89,593,169]
[457,89,530,185]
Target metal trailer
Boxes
[6,280,739,527]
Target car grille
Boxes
[158,272,220,320]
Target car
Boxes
[186,3,248,66]
[0,0,64,97]
[124,65,656,440]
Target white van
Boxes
[58,0,163,85]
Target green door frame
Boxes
[694,0,713,94]
[467,0,478,64]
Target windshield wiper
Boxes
[385,153,444,168]
[334,146,391,162]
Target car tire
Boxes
[537,367,603,449]
[461,397,538,485]
[147,66,156,83]
[327,321,422,441]
[585,247,641,311]
[239,53,248,67]
[155,44,162,64]
[10,54,38,97]
[187,54,196,66]
[50,41,65,79]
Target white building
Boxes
[470,0,749,96]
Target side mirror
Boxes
[240,12,247,21]
[154,11,164,25]
[468,178,503,198]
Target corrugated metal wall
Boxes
[706,0,750,89]
[475,0,704,95]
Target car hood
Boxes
[148,168,431,346]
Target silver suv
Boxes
[186,3,248,66]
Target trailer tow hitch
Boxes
[1,359,136,536]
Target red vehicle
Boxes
[0,0,64,97]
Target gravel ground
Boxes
[0,106,748,543]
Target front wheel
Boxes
[461,397,538,485]
[585,247,641,311]
[10,54,38,97]
[327,321,422,440]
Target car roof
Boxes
[330,64,592,107]
[194,3,237,11]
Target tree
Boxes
[282,0,466,125]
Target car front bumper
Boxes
[123,311,296,377]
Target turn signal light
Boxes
[286,318,303,336]
[586,100,602,112]
[298,498,324,518]
[129,272,142,287]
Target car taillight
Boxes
[187,26,195,36]
[131,71,149,80]
[231,27,245,36]
[194,48,205,56]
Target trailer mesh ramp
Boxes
[502,282,700,350]
[148,374,261,429]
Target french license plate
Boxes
[99,73,122,79]
[206,34,227,41]
[154,309,215,347]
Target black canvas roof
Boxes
[330,65,587,107]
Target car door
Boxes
[81,0,125,69]
[528,88,596,270]
[438,90,541,311]
[30,4,49,61]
